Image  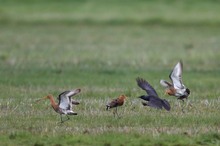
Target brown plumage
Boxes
[36,89,81,123]
[106,95,127,117]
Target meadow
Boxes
[0,0,220,145]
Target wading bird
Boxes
[160,61,190,101]
[136,77,171,111]
[106,95,127,118]
[36,88,81,123]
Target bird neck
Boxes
[48,96,59,111]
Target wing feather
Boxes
[58,89,81,110]
[169,61,184,89]
[58,92,71,110]
[136,77,158,97]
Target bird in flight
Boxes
[160,60,190,101]
[36,88,81,123]
[136,77,171,111]
[106,95,127,118]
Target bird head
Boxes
[35,94,53,103]
[185,88,190,96]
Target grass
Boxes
[0,0,220,145]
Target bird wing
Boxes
[58,89,81,110]
[58,91,72,110]
[160,80,173,88]
[169,61,185,89]
[64,89,81,97]
[136,77,158,97]
[107,99,118,108]
[148,97,163,109]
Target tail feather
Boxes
[162,99,171,111]
[106,105,110,110]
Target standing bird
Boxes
[136,77,171,111]
[36,88,81,123]
[106,95,127,118]
[160,61,190,101]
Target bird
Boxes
[160,60,190,102]
[136,77,171,111]
[36,88,81,123]
[106,95,127,118]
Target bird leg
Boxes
[186,98,193,107]
[181,99,185,113]
[113,107,116,117]
[60,115,70,123]
[113,107,120,118]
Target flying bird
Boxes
[36,88,81,123]
[136,77,171,111]
[106,95,127,118]
[160,60,190,101]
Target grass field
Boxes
[0,0,220,146]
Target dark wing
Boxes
[136,77,158,97]
[106,99,118,109]
[162,99,171,111]
[169,61,185,89]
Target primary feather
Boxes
[136,77,158,97]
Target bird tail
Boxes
[162,99,171,111]
[106,105,110,110]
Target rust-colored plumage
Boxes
[106,95,127,117]
[36,88,81,123]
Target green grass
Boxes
[0,0,220,145]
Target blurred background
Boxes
[0,0,220,97]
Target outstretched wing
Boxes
[169,61,185,89]
[58,91,71,110]
[136,77,158,97]
[58,89,81,110]
[160,80,173,88]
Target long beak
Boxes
[35,96,47,103]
